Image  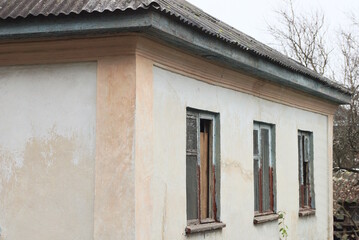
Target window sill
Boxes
[253,213,279,224]
[299,208,315,217]
[185,222,226,234]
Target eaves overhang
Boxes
[0,10,352,104]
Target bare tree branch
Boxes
[333,167,359,174]
[269,6,359,238]
[267,0,330,75]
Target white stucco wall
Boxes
[0,63,97,240]
[152,66,329,240]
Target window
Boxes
[253,122,276,220]
[186,108,224,234]
[298,131,315,214]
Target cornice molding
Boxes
[135,37,338,116]
[0,35,338,115]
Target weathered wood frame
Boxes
[298,130,316,214]
[186,108,222,233]
[253,122,277,217]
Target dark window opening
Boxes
[200,119,211,220]
[186,109,222,233]
[253,122,276,215]
[298,131,315,210]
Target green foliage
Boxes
[278,211,288,240]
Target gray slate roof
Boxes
[0,0,155,18]
[0,0,350,94]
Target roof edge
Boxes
[0,10,351,104]
[147,11,351,104]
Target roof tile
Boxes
[0,0,350,93]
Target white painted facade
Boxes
[0,63,97,240]
[152,66,330,239]
[0,61,332,240]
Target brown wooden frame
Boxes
[253,122,276,216]
[186,109,223,233]
[298,131,315,213]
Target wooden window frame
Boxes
[253,122,276,220]
[298,130,315,216]
[186,108,224,234]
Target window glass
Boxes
[186,109,220,224]
[298,131,315,210]
[253,122,275,214]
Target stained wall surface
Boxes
[152,66,330,240]
[0,54,332,240]
[0,63,97,240]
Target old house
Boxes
[0,0,351,239]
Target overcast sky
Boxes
[186,0,359,48]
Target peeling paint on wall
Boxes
[0,62,96,240]
[153,66,329,240]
